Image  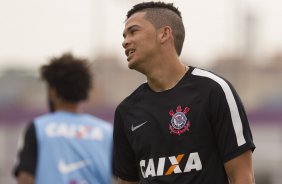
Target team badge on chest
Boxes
[169,105,191,135]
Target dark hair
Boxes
[127,1,185,55]
[40,53,92,103]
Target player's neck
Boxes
[55,102,81,113]
[147,61,188,92]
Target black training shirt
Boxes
[113,66,255,184]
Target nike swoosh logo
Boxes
[58,159,91,174]
[131,121,148,131]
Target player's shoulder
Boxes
[33,113,53,123]
[190,66,233,91]
[83,114,113,131]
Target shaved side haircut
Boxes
[127,1,185,55]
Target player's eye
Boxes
[130,29,137,34]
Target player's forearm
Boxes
[17,171,34,184]
[225,150,255,184]
[228,175,255,184]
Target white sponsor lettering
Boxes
[45,123,103,140]
[140,152,202,178]
[145,159,156,178]
[156,157,165,176]
[168,155,182,174]
[140,160,146,178]
[184,152,202,172]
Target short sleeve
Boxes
[13,122,38,177]
[209,81,255,163]
[113,108,139,181]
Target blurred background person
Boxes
[13,53,113,184]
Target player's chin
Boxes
[128,60,137,70]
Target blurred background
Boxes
[0,0,281,183]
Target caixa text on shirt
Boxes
[45,123,104,140]
[140,152,202,178]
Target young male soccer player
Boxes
[113,2,255,184]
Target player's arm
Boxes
[208,79,256,183]
[13,122,37,184]
[224,150,255,184]
[17,171,34,184]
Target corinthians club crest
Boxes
[169,105,191,135]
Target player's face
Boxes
[122,12,160,71]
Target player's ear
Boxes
[48,86,56,98]
[158,26,172,44]
[48,86,61,102]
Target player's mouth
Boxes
[125,48,136,60]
